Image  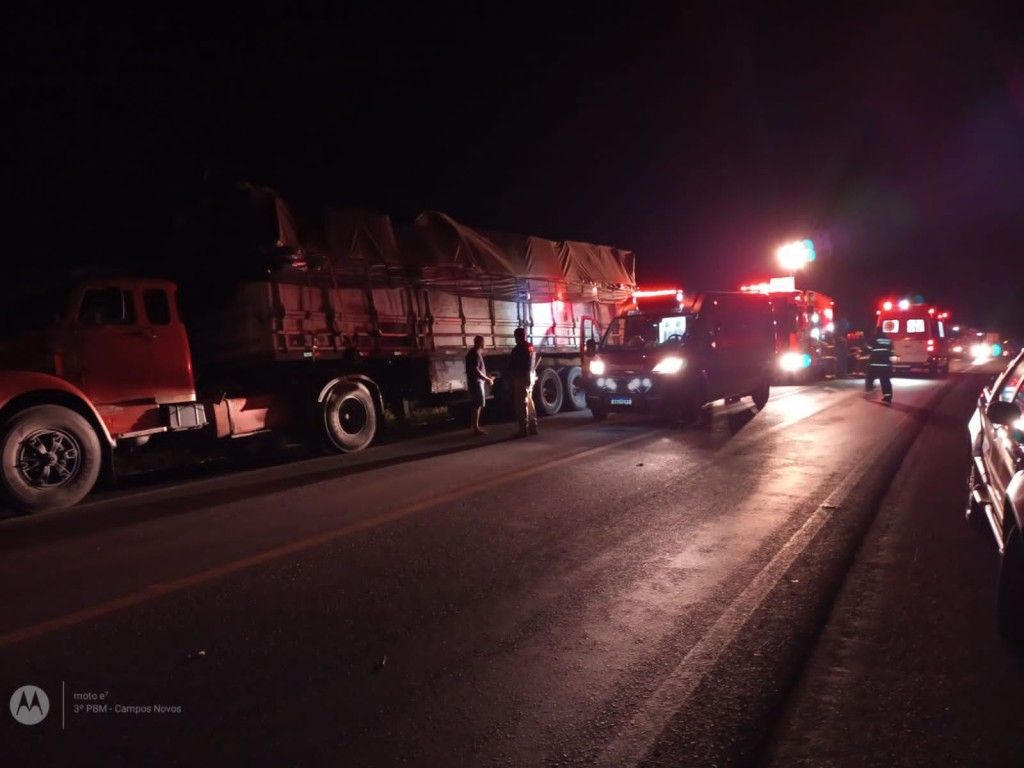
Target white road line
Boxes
[594,439,887,767]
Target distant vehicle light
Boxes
[971,343,991,362]
[810,327,821,340]
[824,307,834,320]
[825,322,835,333]
[883,301,893,311]
[898,299,910,310]
[810,312,820,324]
[952,345,963,353]
[652,356,686,374]
[588,359,606,376]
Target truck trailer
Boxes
[0,186,636,512]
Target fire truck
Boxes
[739,278,837,381]
[875,298,950,375]
[0,186,635,512]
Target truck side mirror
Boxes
[987,399,1022,429]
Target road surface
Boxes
[0,371,1016,766]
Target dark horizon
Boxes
[10,4,1024,333]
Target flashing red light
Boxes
[882,300,893,311]
[633,288,681,299]
[928,307,935,315]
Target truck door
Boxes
[142,286,196,403]
[67,285,154,405]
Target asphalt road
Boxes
[764,368,1024,768]
[0,370,1005,766]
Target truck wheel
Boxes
[560,366,586,411]
[997,523,1024,643]
[322,383,377,452]
[0,405,102,513]
[751,380,770,410]
[534,368,564,416]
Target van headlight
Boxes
[652,356,685,374]
[588,359,606,375]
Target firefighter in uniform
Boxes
[865,328,894,402]
[509,327,538,436]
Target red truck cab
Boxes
[0,278,200,511]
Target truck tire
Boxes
[0,404,102,513]
[534,368,564,416]
[751,379,770,410]
[560,366,586,411]
[322,382,377,452]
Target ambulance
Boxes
[875,298,950,376]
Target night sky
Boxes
[10,4,1024,333]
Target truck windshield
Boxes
[601,312,690,350]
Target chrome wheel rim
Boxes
[16,428,82,488]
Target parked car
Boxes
[582,290,774,423]
[967,350,1024,638]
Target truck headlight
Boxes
[652,356,685,374]
[588,359,606,376]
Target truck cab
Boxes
[0,278,199,511]
[582,291,774,421]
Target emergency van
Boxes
[875,298,950,376]
[581,290,774,422]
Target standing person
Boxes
[865,328,894,402]
[509,327,538,436]
[465,335,494,435]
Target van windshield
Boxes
[601,312,692,350]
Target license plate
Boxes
[610,397,633,406]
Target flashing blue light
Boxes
[992,343,1003,357]
[801,353,813,368]
[802,239,816,262]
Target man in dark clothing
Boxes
[465,335,494,435]
[509,327,538,435]
[865,329,894,402]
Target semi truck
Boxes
[0,186,636,512]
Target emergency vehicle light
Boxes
[633,289,683,299]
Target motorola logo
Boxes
[10,685,49,725]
